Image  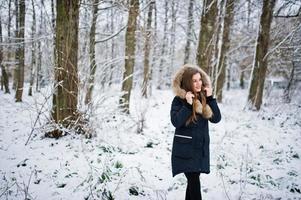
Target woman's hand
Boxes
[203,85,212,97]
[185,91,195,105]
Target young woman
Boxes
[170,64,221,200]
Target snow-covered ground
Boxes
[0,86,300,200]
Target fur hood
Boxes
[172,64,213,119]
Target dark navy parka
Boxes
[170,95,221,177]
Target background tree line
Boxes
[0,0,300,137]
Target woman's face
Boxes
[192,73,202,93]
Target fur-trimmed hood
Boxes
[172,64,213,119]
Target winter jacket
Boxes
[170,64,221,177]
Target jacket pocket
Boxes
[174,134,192,139]
[173,136,193,159]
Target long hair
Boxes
[181,67,207,125]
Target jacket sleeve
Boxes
[206,96,221,123]
[170,96,192,128]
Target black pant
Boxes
[184,172,202,200]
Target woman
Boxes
[170,64,221,200]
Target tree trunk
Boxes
[0,66,10,93]
[8,0,12,58]
[1,73,3,91]
[184,0,194,64]
[142,1,154,98]
[0,16,10,94]
[157,0,168,89]
[51,0,55,79]
[36,41,41,92]
[15,0,25,102]
[109,8,115,86]
[283,62,295,103]
[36,6,42,92]
[50,0,57,119]
[28,0,36,96]
[102,11,110,90]
[50,0,80,137]
[8,0,12,44]
[247,0,276,110]
[212,0,223,95]
[246,0,251,30]
[149,0,157,96]
[168,0,176,85]
[226,65,230,90]
[119,0,140,113]
[6,0,12,92]
[13,0,19,90]
[0,15,3,90]
[196,0,218,74]
[85,0,99,105]
[239,70,244,89]
[216,0,235,102]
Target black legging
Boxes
[184,172,202,200]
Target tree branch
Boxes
[95,25,127,44]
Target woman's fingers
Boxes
[204,87,212,96]
[186,92,194,98]
[185,92,194,105]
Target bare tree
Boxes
[12,0,19,90]
[28,0,36,96]
[142,1,154,98]
[15,0,25,102]
[246,0,251,29]
[215,0,236,102]
[85,0,100,105]
[120,0,140,113]
[247,0,276,110]
[212,0,224,93]
[1,15,10,94]
[108,8,115,86]
[157,0,168,89]
[184,0,194,64]
[149,0,158,96]
[36,0,44,92]
[168,0,177,79]
[5,0,12,93]
[196,0,218,74]
[49,0,80,137]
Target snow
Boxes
[0,86,300,199]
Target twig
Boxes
[24,170,35,200]
[95,25,127,44]
[263,23,301,60]
[220,172,231,200]
[25,91,53,145]
[0,182,16,198]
